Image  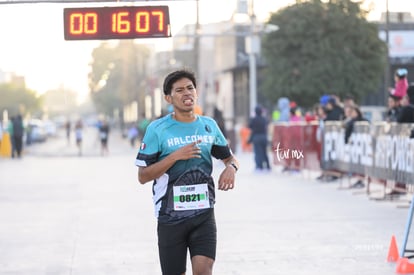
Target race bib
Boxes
[173,184,210,211]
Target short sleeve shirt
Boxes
[135,114,231,224]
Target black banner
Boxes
[322,122,414,183]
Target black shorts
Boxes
[157,209,217,275]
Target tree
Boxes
[88,41,150,117]
[261,0,387,107]
[0,83,41,116]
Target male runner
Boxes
[135,69,239,275]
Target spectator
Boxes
[343,105,369,188]
[343,94,356,108]
[386,94,402,122]
[272,107,280,122]
[318,94,344,181]
[342,104,353,129]
[315,104,331,181]
[390,68,408,99]
[389,84,414,195]
[324,96,344,121]
[315,104,326,148]
[304,108,317,122]
[277,97,290,122]
[249,105,271,172]
[397,84,414,123]
[289,107,302,122]
[344,105,368,145]
[11,114,24,158]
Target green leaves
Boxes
[261,0,387,107]
[0,83,40,116]
[88,41,150,116]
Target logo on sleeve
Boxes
[140,143,146,150]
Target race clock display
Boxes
[63,6,171,40]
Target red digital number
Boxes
[69,12,98,35]
[111,12,130,33]
[136,11,150,33]
[64,6,171,40]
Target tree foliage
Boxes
[0,83,41,116]
[89,41,150,116]
[261,0,387,107]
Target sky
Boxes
[0,0,412,103]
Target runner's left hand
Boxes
[218,167,236,191]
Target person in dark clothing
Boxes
[11,115,24,158]
[343,105,369,188]
[390,84,414,195]
[213,107,227,138]
[386,94,402,122]
[344,105,368,144]
[397,84,414,123]
[249,106,271,172]
[324,97,344,121]
[318,96,344,181]
[99,119,110,156]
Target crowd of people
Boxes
[268,67,414,194]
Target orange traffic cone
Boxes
[387,235,400,262]
[396,258,414,274]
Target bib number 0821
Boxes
[179,194,202,203]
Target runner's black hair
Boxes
[163,69,197,95]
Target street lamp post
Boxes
[247,0,257,116]
[247,34,258,115]
[245,0,279,116]
[384,0,390,105]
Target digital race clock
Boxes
[63,6,171,40]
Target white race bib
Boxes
[173,183,210,211]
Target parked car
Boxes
[26,119,48,144]
[43,120,57,137]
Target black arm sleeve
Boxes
[211,144,232,160]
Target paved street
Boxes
[0,127,412,275]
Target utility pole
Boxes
[384,0,390,105]
[247,0,258,115]
[194,0,200,78]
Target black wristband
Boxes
[229,162,238,172]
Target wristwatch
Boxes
[229,162,238,172]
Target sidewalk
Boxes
[0,130,411,274]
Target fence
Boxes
[272,121,414,186]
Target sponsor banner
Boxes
[322,122,414,183]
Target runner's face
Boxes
[168,78,197,112]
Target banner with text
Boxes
[322,122,414,183]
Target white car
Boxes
[27,119,48,143]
